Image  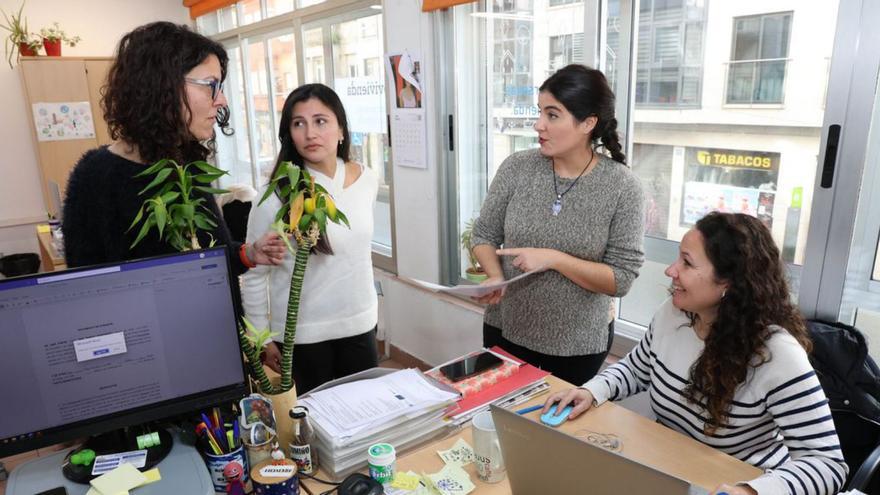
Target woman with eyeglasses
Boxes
[63,22,285,272]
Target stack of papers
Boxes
[299,368,460,480]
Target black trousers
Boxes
[291,327,379,395]
[483,322,614,386]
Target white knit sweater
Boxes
[241,159,379,344]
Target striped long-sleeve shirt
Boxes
[584,299,848,495]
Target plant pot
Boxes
[263,376,297,453]
[43,38,61,56]
[465,267,488,283]
[18,42,37,57]
[0,253,40,278]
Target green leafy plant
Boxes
[128,159,229,252]
[237,161,349,395]
[1,2,32,68]
[39,22,80,46]
[460,218,487,282]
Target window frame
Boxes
[724,11,793,106]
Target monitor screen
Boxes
[0,248,248,457]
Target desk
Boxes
[302,376,761,494]
[36,227,66,272]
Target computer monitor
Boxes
[0,248,249,465]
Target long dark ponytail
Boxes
[539,64,625,164]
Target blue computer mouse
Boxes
[540,403,574,427]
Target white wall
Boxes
[0,0,190,257]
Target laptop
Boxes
[491,405,710,495]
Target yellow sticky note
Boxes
[141,468,161,485]
[391,471,422,490]
[86,488,128,495]
[37,224,51,234]
[90,463,146,495]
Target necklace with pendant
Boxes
[551,148,595,216]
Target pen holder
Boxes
[243,434,277,470]
[203,444,249,492]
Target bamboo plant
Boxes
[237,161,349,395]
[128,159,229,251]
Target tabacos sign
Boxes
[689,147,780,172]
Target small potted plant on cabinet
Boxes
[461,218,488,283]
[39,22,80,57]
[1,2,37,68]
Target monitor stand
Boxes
[5,428,214,495]
[61,428,173,483]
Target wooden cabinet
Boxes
[19,57,113,213]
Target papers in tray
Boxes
[298,368,461,480]
[300,368,459,444]
[409,270,539,297]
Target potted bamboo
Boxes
[127,159,229,251]
[237,161,349,449]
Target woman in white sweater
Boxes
[544,212,847,495]
[241,84,379,394]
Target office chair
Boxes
[807,319,880,492]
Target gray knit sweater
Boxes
[472,148,645,356]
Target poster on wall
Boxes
[680,146,780,229]
[386,50,427,169]
[32,101,96,142]
[334,77,386,134]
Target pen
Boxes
[227,430,234,452]
[516,404,543,415]
[233,420,240,448]
[201,412,214,430]
[196,423,223,455]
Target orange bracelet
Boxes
[239,244,256,268]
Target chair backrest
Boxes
[807,319,880,490]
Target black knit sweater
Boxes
[62,146,245,275]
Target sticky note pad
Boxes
[86,488,128,495]
[141,468,161,485]
[90,463,147,495]
[37,224,51,234]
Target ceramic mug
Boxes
[471,410,506,483]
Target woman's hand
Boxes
[473,276,506,305]
[542,387,596,421]
[261,341,282,374]
[248,231,288,266]
[496,248,558,273]
[710,484,757,495]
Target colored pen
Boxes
[196,423,222,455]
[233,420,240,448]
[516,404,543,415]
[213,407,222,431]
[227,430,234,452]
[201,412,214,430]
[214,426,229,452]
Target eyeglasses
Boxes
[185,78,224,101]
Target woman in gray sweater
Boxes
[471,64,644,385]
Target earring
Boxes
[338,139,343,145]
[721,289,727,298]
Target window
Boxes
[635,0,705,106]
[726,12,792,104]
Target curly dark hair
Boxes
[102,22,232,165]
[539,64,625,164]
[682,212,811,434]
[268,83,352,255]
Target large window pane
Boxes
[217,46,253,189]
[247,40,277,181]
[616,3,839,326]
[267,0,295,17]
[302,12,392,259]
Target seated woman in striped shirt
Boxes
[543,212,847,495]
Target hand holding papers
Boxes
[410,270,538,298]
